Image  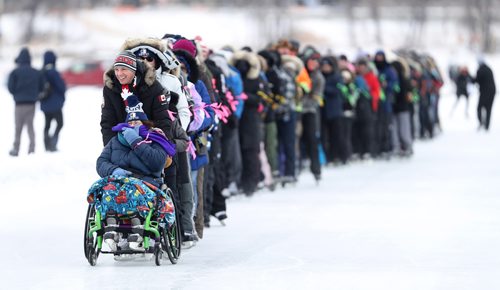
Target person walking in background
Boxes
[7,47,44,157]
[473,58,496,131]
[451,66,472,118]
[40,50,66,152]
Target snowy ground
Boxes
[0,75,499,290]
[0,6,499,288]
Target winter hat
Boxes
[125,95,148,122]
[172,38,197,58]
[114,50,137,72]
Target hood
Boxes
[208,52,231,76]
[258,50,281,68]
[281,54,304,77]
[173,49,200,83]
[229,50,261,80]
[15,47,31,65]
[120,37,180,73]
[104,59,157,90]
[43,50,57,67]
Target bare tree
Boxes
[368,0,382,46]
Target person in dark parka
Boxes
[8,47,44,156]
[230,50,264,195]
[473,59,496,131]
[40,50,66,152]
[101,50,173,146]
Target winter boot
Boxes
[128,217,144,251]
[104,216,119,252]
[213,211,227,226]
[9,149,18,157]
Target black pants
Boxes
[277,112,297,177]
[419,102,434,138]
[301,112,321,176]
[221,123,242,188]
[204,129,227,222]
[240,148,261,194]
[352,118,374,158]
[325,117,344,163]
[44,110,63,151]
[375,110,393,153]
[478,95,495,130]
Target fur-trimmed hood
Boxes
[120,37,180,75]
[229,50,261,80]
[281,54,304,77]
[258,50,281,68]
[103,59,157,91]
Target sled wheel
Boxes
[88,247,98,266]
[84,204,100,266]
[84,204,95,260]
[161,188,181,264]
[154,244,162,266]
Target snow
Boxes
[1,6,500,290]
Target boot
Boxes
[44,134,51,152]
[50,135,59,152]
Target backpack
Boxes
[38,70,52,101]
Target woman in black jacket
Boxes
[100,50,173,146]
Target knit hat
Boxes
[172,38,197,58]
[114,50,137,72]
[125,95,148,122]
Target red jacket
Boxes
[363,71,382,112]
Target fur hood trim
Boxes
[104,60,157,90]
[281,54,304,76]
[229,50,261,80]
[120,38,180,73]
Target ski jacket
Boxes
[101,62,173,146]
[40,51,66,113]
[8,48,44,104]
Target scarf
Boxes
[112,123,176,157]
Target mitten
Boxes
[112,167,132,176]
[122,126,142,146]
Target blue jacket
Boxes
[7,48,44,104]
[227,66,245,118]
[322,72,344,120]
[96,134,167,186]
[40,51,66,113]
[194,79,215,131]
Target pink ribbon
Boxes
[239,92,249,101]
[167,110,177,121]
[187,140,197,160]
[210,103,229,123]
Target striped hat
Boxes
[114,50,137,71]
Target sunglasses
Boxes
[140,56,155,62]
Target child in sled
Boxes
[93,94,176,251]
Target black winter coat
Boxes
[475,63,496,101]
[101,63,173,146]
[239,77,264,150]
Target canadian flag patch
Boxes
[159,94,167,102]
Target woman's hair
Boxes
[142,120,155,128]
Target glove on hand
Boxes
[122,126,142,146]
[112,167,132,176]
